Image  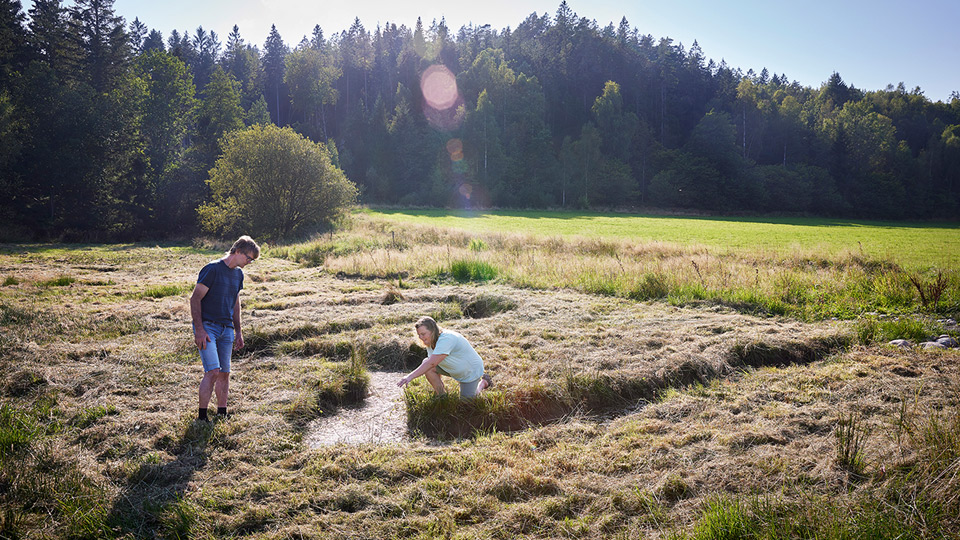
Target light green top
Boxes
[429,330,484,382]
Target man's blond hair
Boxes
[229,235,260,259]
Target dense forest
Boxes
[1,0,958,240]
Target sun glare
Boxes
[420,64,459,110]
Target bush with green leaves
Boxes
[198,124,358,240]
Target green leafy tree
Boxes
[463,88,506,205]
[197,65,244,159]
[133,50,198,232]
[199,124,358,239]
[592,80,638,161]
[245,94,271,126]
[285,43,340,140]
[939,124,960,206]
[572,121,602,207]
[134,50,196,177]
[683,109,755,209]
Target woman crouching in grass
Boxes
[398,316,492,398]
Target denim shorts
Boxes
[198,321,234,373]
[436,365,481,399]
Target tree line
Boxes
[2,0,958,240]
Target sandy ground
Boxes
[304,371,409,446]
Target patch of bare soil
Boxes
[304,371,409,446]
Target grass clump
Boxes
[3,370,48,397]
[0,403,46,459]
[38,275,76,287]
[69,404,119,429]
[2,276,18,286]
[729,335,851,368]
[283,350,370,427]
[674,495,916,540]
[429,301,464,322]
[136,283,191,299]
[403,389,516,438]
[451,259,498,282]
[854,316,944,344]
[628,272,671,300]
[468,238,487,252]
[462,292,516,318]
[835,412,870,476]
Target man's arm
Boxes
[190,283,210,349]
[232,295,244,350]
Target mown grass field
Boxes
[1,211,959,539]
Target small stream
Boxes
[305,371,410,447]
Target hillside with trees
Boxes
[1,0,958,240]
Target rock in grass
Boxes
[936,335,958,348]
[888,339,913,349]
[921,341,946,350]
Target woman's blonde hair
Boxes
[415,316,441,348]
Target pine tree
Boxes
[262,24,288,124]
[0,0,27,81]
[67,0,129,92]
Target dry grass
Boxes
[1,235,958,539]
[278,213,959,320]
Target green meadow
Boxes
[367,208,960,270]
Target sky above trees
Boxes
[110,0,960,102]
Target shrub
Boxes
[199,124,358,240]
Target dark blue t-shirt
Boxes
[197,260,244,326]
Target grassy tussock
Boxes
[854,315,945,344]
[133,283,192,299]
[284,354,370,427]
[405,333,849,439]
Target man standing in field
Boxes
[190,235,260,422]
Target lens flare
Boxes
[446,138,464,161]
[420,64,459,110]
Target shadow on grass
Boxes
[105,420,215,538]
